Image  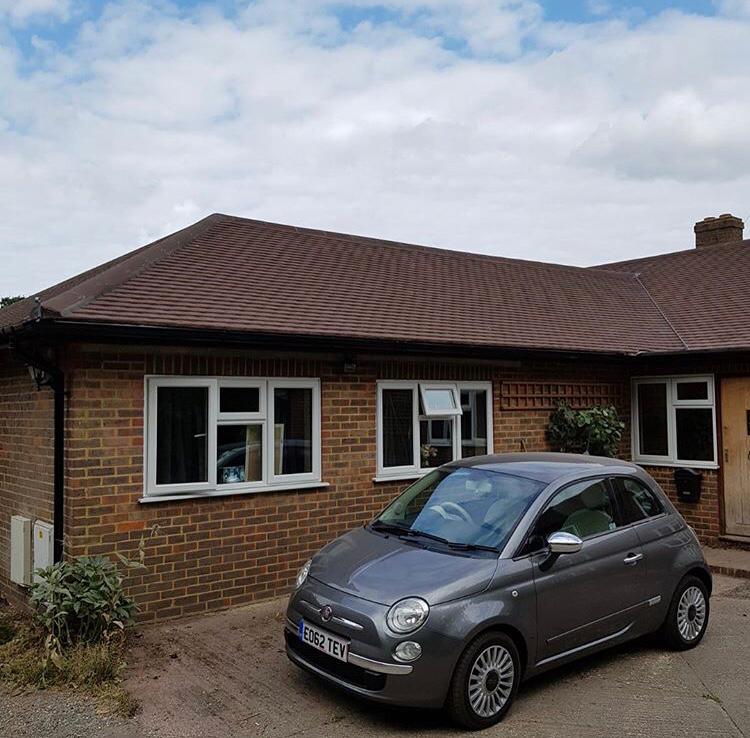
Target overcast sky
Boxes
[2,0,750,296]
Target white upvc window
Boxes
[376,380,493,481]
[144,376,321,498]
[631,375,717,468]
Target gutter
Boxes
[1,326,65,562]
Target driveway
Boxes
[2,574,748,737]
[123,573,749,738]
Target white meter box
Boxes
[33,521,54,582]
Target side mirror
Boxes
[547,531,583,555]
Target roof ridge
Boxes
[593,238,750,272]
[216,213,638,279]
[41,214,223,319]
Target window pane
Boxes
[461,389,488,458]
[420,419,454,468]
[676,381,708,401]
[637,383,668,456]
[220,386,260,414]
[378,468,543,549]
[530,479,615,545]
[382,389,413,468]
[217,424,262,484]
[421,387,459,415]
[676,408,714,461]
[156,386,208,485]
[615,478,663,524]
[274,387,313,474]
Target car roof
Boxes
[449,452,638,483]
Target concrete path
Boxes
[705,546,750,580]
[120,574,750,738]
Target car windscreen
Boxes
[374,467,544,550]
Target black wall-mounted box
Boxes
[674,468,702,503]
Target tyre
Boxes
[661,575,710,650]
[446,631,521,730]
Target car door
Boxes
[612,476,685,611]
[527,476,647,663]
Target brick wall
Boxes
[642,466,720,543]
[0,350,55,608]
[60,344,635,622]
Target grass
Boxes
[0,608,140,718]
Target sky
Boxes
[2,0,750,296]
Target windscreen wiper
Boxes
[409,529,499,553]
[370,519,412,535]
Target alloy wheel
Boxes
[467,644,515,718]
[677,585,707,641]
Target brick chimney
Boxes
[694,213,744,248]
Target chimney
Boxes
[694,213,744,248]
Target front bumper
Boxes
[284,579,457,708]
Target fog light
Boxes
[394,641,422,662]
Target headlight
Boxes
[386,597,429,634]
[295,559,311,589]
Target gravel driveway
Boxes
[2,573,748,738]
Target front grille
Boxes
[285,631,387,692]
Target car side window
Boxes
[524,478,617,553]
[614,477,663,525]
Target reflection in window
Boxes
[217,424,262,484]
[382,389,414,468]
[461,389,488,458]
[274,388,313,475]
[676,408,713,461]
[637,383,668,456]
[156,386,208,485]
[420,418,453,468]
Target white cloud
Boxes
[0,0,70,24]
[1,2,750,296]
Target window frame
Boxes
[419,383,462,417]
[375,380,493,481]
[631,375,717,469]
[144,376,321,499]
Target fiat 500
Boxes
[284,453,711,729]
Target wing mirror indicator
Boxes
[547,531,583,555]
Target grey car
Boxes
[285,453,711,729]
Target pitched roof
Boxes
[596,239,750,352]
[0,213,742,356]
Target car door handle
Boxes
[623,553,643,565]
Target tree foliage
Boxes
[547,403,625,458]
[1,295,24,308]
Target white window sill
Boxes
[633,460,719,471]
[139,480,330,503]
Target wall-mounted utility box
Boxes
[10,516,32,586]
[33,520,54,582]
[674,468,702,503]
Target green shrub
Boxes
[30,556,139,649]
[547,403,625,458]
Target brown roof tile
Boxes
[596,240,750,352]
[1,213,728,356]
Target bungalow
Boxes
[1,212,748,621]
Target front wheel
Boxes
[661,575,710,650]
[446,631,521,730]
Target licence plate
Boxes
[298,619,349,663]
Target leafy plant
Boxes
[0,295,24,308]
[30,555,142,652]
[547,403,625,458]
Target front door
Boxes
[721,377,750,537]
